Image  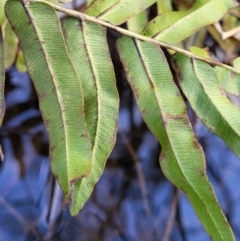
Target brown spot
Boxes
[80,133,88,138]
[163,119,168,126]
[208,125,215,132]
[219,86,226,96]
[159,153,167,162]
[200,167,206,176]
[171,56,177,66]
[133,89,140,100]
[163,113,188,126]
[110,135,116,142]
[50,145,56,153]
[62,198,70,211]
[230,71,236,79]
[38,92,47,100]
[43,119,49,126]
[70,175,86,185]
[193,138,201,149]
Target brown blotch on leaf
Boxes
[230,71,236,79]
[80,133,88,138]
[193,138,201,150]
[219,86,226,97]
[140,109,147,116]
[163,113,189,126]
[200,167,206,176]
[159,153,167,162]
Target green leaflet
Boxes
[233,57,240,71]
[2,19,26,71]
[215,66,240,96]
[0,27,5,160]
[157,0,172,13]
[84,0,157,25]
[0,0,7,25]
[87,0,93,6]
[141,0,237,44]
[141,11,188,39]
[5,0,92,202]
[3,20,18,69]
[127,11,148,34]
[117,36,235,241]
[62,17,119,215]
[190,46,211,59]
[172,54,240,158]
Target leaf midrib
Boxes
[82,20,99,151]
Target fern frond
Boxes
[4,0,240,240]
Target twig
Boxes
[0,196,42,238]
[31,0,240,74]
[213,22,240,40]
[121,133,151,216]
[162,187,179,241]
[176,198,187,241]
[229,9,240,19]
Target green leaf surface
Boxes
[117,36,235,241]
[62,17,119,215]
[3,21,18,69]
[84,0,157,25]
[141,0,237,44]
[233,57,240,71]
[215,66,240,96]
[0,0,7,25]
[172,53,240,158]
[87,0,94,6]
[5,0,92,202]
[127,11,148,34]
[141,11,188,39]
[190,46,211,59]
[157,0,172,13]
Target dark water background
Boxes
[1,20,240,241]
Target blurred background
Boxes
[1,0,240,240]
